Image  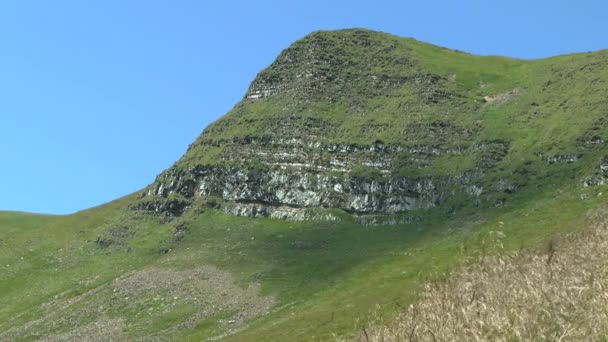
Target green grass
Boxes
[1,182,606,340]
[1,29,608,340]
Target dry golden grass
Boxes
[353,208,608,342]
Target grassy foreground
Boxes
[1,182,606,341]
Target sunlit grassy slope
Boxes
[1,29,607,341]
[2,185,606,341]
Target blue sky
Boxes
[1,0,606,214]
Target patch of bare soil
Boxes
[483,87,525,105]
[110,265,275,332]
[40,317,127,342]
[1,265,275,341]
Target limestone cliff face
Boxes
[135,137,490,222]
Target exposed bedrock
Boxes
[139,161,483,221]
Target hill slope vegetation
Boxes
[1,29,608,341]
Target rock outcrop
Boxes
[135,137,491,222]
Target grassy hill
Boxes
[1,29,608,341]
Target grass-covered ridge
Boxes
[182,29,608,167]
[1,29,608,340]
[158,29,608,219]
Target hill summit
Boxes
[135,29,608,224]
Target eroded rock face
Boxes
[138,137,488,222]
[544,154,582,164]
[146,166,474,217]
[224,203,340,221]
[152,166,443,212]
[583,157,608,186]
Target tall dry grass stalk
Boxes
[354,208,608,341]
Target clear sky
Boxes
[1,0,606,214]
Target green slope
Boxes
[2,184,606,341]
[1,29,608,341]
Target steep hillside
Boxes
[139,29,608,224]
[1,29,608,341]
